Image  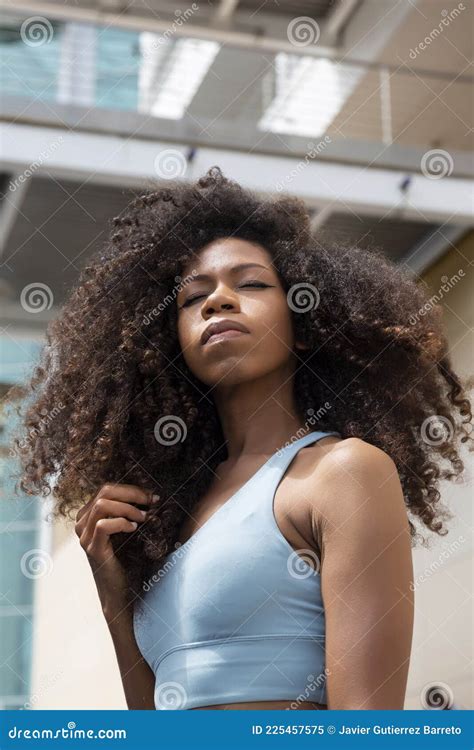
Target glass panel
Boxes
[0,336,42,522]
[0,335,43,707]
[96,27,139,110]
[0,615,33,706]
[0,530,37,607]
[0,18,62,101]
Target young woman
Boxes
[12,167,472,711]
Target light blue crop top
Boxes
[133,429,340,710]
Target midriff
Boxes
[192,700,327,710]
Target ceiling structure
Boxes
[1,0,472,160]
[0,173,461,323]
[0,0,472,331]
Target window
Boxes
[0,336,44,710]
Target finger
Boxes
[80,499,144,549]
[84,517,138,560]
[75,484,160,535]
[95,483,159,507]
[75,497,95,526]
[87,498,147,528]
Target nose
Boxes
[203,287,239,316]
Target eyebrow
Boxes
[187,263,271,283]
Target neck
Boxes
[213,365,310,460]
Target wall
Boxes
[404,230,473,710]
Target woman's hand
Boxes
[74,483,158,622]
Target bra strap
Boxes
[275,430,340,469]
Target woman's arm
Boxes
[105,606,156,710]
[310,438,414,709]
[75,483,158,710]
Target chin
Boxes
[197,359,263,388]
[202,368,253,388]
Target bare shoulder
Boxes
[315,435,398,478]
[304,436,407,538]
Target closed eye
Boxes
[240,281,272,291]
[180,281,273,308]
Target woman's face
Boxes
[176,238,300,387]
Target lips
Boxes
[201,319,250,345]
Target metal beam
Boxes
[325,0,362,41]
[2,97,473,177]
[214,0,241,24]
[0,172,31,259]
[310,206,334,232]
[402,226,469,275]
[2,0,469,80]
[0,0,338,60]
[1,122,472,225]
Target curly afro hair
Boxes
[7,166,473,598]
